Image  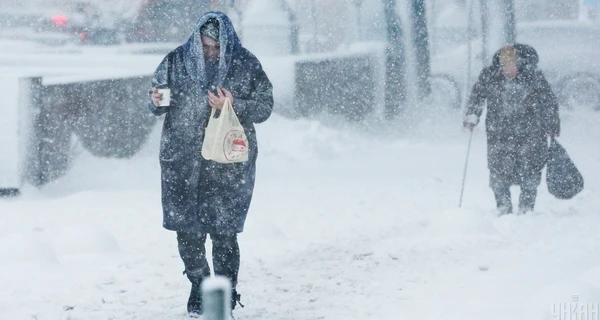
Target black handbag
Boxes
[546,138,584,199]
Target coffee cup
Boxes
[157,88,171,107]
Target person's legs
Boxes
[177,232,211,316]
[518,186,537,213]
[516,136,545,214]
[488,138,517,215]
[210,234,243,310]
[518,169,542,213]
[492,183,513,214]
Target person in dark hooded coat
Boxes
[147,11,273,317]
[463,44,560,215]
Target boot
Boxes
[493,188,513,215]
[518,188,537,214]
[497,204,513,216]
[184,269,205,317]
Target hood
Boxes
[491,43,539,76]
[182,11,243,89]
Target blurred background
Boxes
[1,0,599,189]
[2,0,598,113]
[0,0,595,51]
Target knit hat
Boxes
[200,18,220,41]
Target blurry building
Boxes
[516,0,580,21]
[131,0,226,42]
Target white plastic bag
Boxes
[201,98,249,163]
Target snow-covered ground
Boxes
[1,92,599,319]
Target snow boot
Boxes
[518,188,537,214]
[493,188,513,215]
[184,269,205,317]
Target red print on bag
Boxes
[223,130,249,160]
[232,138,247,149]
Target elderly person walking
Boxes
[464,44,560,215]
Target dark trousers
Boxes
[488,135,544,213]
[177,232,240,288]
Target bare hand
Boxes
[151,87,162,107]
[220,88,234,106]
[463,122,475,131]
[208,87,234,109]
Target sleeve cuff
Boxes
[148,102,167,116]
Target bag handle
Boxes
[224,98,242,127]
[209,104,228,159]
[220,98,233,127]
[206,99,234,157]
[209,106,217,119]
[204,105,222,160]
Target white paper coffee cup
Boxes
[157,88,171,107]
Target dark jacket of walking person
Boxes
[463,44,560,215]
[147,11,274,317]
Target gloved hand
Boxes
[463,122,476,131]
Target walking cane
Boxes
[458,129,474,208]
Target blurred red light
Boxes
[52,15,68,25]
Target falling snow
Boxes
[1,0,600,319]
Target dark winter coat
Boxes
[465,44,560,189]
[147,11,273,234]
